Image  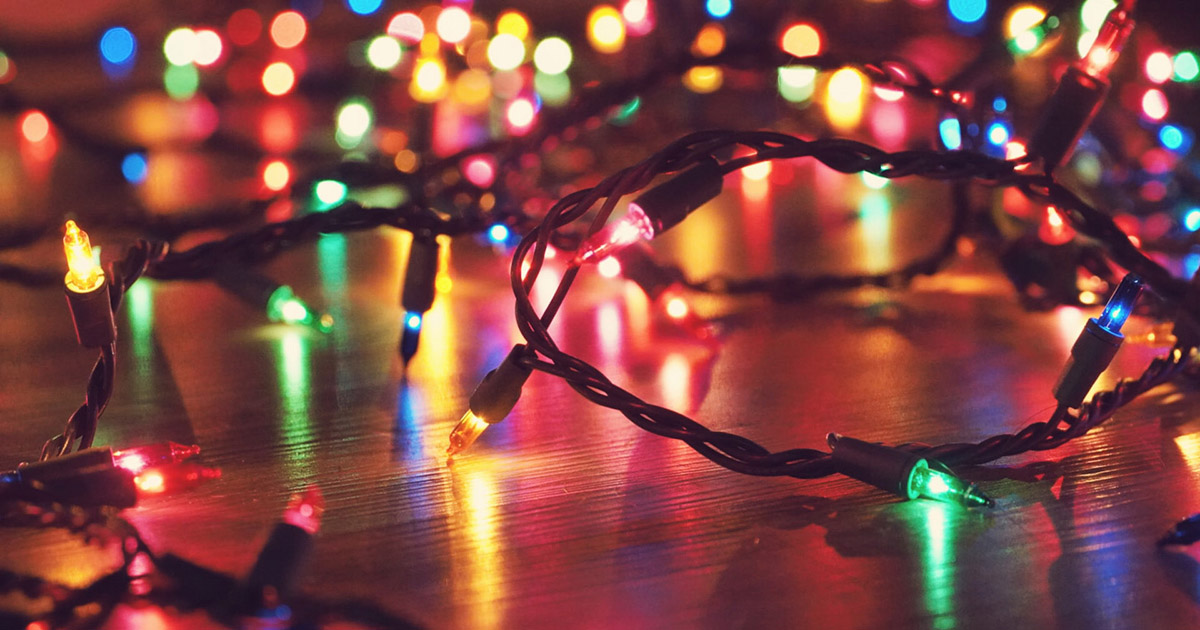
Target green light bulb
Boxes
[907,461,994,508]
[313,180,348,209]
[267,285,333,332]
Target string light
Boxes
[366,35,403,71]
[270,11,307,49]
[587,6,626,54]
[533,37,572,74]
[261,61,296,96]
[99,27,137,65]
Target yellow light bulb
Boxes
[63,220,104,293]
[447,410,491,457]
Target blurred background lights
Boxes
[506,97,537,130]
[345,0,383,16]
[337,101,372,138]
[315,180,349,207]
[388,12,424,42]
[1146,51,1173,84]
[987,121,1010,146]
[1185,208,1200,232]
[488,224,510,244]
[496,11,530,40]
[20,110,50,142]
[706,0,732,19]
[587,6,626,54]
[0,51,13,84]
[781,23,821,57]
[262,62,296,96]
[270,11,307,49]
[1142,89,1169,120]
[121,153,148,184]
[948,0,988,24]
[100,27,136,65]
[1005,5,1046,53]
[227,9,262,47]
[437,7,471,44]
[939,117,962,149]
[163,28,197,66]
[193,29,223,66]
[1174,51,1199,82]
[487,34,526,71]
[262,159,291,191]
[367,36,402,70]
[534,37,572,74]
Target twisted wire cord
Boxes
[511,129,1200,480]
[40,240,167,460]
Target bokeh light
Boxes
[100,27,137,64]
[20,110,50,142]
[388,12,424,42]
[367,36,402,70]
[780,23,820,57]
[1145,51,1173,84]
[270,12,307,49]
[1174,51,1199,82]
[437,7,471,44]
[706,0,732,19]
[262,159,291,191]
[496,11,530,40]
[587,6,626,54]
[193,29,223,66]
[534,37,572,74]
[227,9,262,46]
[487,34,526,71]
[163,28,197,66]
[262,62,296,96]
[1141,88,1168,121]
[122,153,148,184]
[345,0,383,16]
[693,24,725,57]
[948,0,987,24]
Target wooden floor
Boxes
[4,160,1200,629]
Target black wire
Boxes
[509,129,1200,482]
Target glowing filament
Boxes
[63,220,103,292]
[447,410,491,457]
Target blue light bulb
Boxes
[488,224,510,245]
[405,312,422,331]
[1095,274,1143,335]
[939,118,962,150]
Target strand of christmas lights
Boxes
[445,127,1200,508]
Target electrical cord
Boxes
[507,129,1200,482]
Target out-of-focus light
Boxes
[992,96,1007,112]
[163,28,197,66]
[706,0,732,19]
[862,171,889,189]
[1006,5,1046,53]
[496,11,530,40]
[488,224,510,244]
[780,23,820,57]
[1184,208,1200,232]
[778,66,817,102]
[506,97,537,131]
[262,61,296,96]
[1174,51,1200,82]
[1160,125,1185,151]
[1146,51,1174,84]
[1142,89,1169,121]
[163,63,199,99]
[388,12,424,42]
[939,117,962,150]
[193,29,223,66]
[135,471,166,494]
[487,34,526,71]
[100,27,137,64]
[535,71,571,105]
[1039,206,1075,245]
[534,37,572,74]
[314,180,348,207]
[597,256,622,278]
[227,9,262,47]
[437,7,471,44]
[873,85,904,101]
[336,100,372,147]
[367,35,402,70]
[346,0,383,16]
[1005,140,1027,160]
[949,0,987,24]
[463,156,495,187]
[1080,0,1116,32]
[122,153,148,184]
[588,6,626,54]
[20,110,50,143]
[665,296,689,319]
[828,67,864,102]
[987,121,1010,146]
[742,161,771,181]
[0,51,13,84]
[270,11,307,49]
[411,57,447,102]
[692,24,725,57]
[683,66,723,93]
[623,0,650,25]
[262,159,291,191]
[453,68,492,107]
